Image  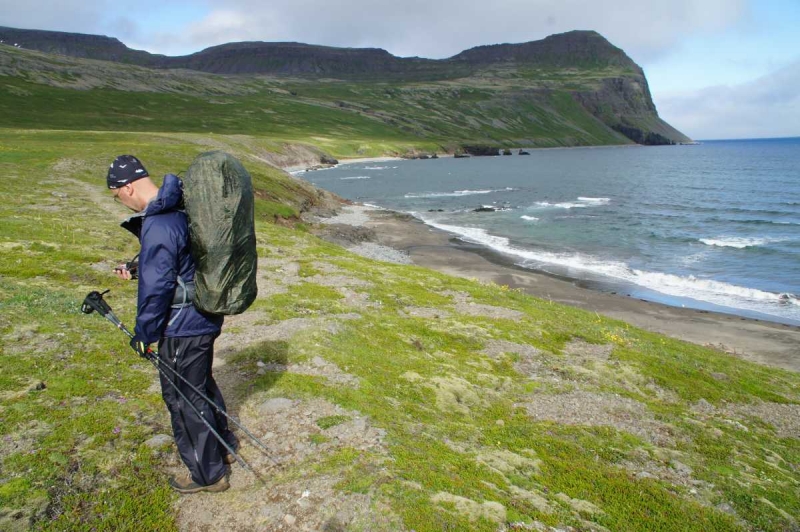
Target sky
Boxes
[1,0,798,140]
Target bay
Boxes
[302,138,800,325]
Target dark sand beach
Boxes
[351,207,800,373]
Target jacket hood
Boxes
[145,174,184,216]
[120,174,183,237]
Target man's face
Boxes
[111,183,137,212]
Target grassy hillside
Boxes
[0,129,797,531]
[0,44,663,155]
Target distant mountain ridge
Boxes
[0,27,636,78]
[0,25,691,146]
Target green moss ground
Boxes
[0,130,797,530]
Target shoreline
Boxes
[285,155,406,175]
[335,205,800,373]
[294,144,648,173]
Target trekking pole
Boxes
[81,290,277,468]
[151,357,253,473]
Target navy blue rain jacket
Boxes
[121,174,223,344]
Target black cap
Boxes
[107,155,149,189]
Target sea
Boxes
[299,138,800,326]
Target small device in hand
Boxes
[114,255,139,279]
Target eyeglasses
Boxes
[112,185,127,204]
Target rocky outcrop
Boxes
[463,145,501,156]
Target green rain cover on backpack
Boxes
[183,151,258,315]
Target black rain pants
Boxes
[157,333,237,486]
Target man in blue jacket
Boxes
[108,155,236,494]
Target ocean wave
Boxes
[405,187,515,198]
[520,215,539,221]
[577,197,611,203]
[533,197,610,209]
[643,203,798,217]
[419,218,800,319]
[340,176,372,180]
[717,218,800,227]
[699,237,787,249]
[364,165,394,170]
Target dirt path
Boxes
[170,254,400,531]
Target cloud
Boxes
[2,0,747,62]
[0,0,187,45]
[0,0,110,34]
[656,58,800,139]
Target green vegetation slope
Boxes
[0,28,689,153]
[0,130,797,531]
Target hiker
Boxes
[107,155,237,494]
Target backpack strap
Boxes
[168,276,195,326]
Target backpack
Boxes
[182,151,258,315]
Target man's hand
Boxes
[113,264,133,280]
[130,337,152,359]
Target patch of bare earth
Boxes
[617,447,715,503]
[692,399,800,439]
[307,274,372,290]
[442,290,526,320]
[400,306,451,319]
[2,324,65,357]
[257,356,360,388]
[257,259,302,296]
[481,339,547,378]
[337,287,377,310]
[0,420,51,463]
[174,397,395,531]
[562,340,613,362]
[521,391,674,446]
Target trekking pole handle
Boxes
[82,292,276,465]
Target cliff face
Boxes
[0,26,690,144]
[573,75,691,144]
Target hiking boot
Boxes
[223,438,240,465]
[169,474,229,494]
